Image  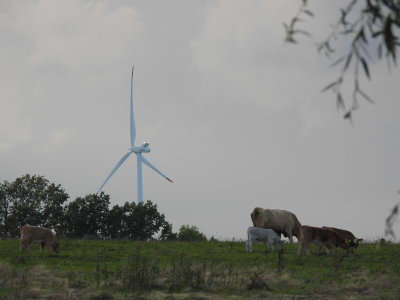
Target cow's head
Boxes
[350,238,363,248]
[52,242,60,253]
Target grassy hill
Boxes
[0,239,399,299]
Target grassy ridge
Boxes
[0,239,399,299]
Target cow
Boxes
[250,207,302,242]
[322,226,363,250]
[298,225,351,256]
[245,227,284,253]
[20,225,60,253]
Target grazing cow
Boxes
[250,207,302,242]
[322,226,363,250]
[246,227,284,253]
[20,225,60,253]
[298,225,351,256]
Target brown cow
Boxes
[251,207,302,242]
[20,225,60,253]
[298,225,351,256]
[322,226,363,249]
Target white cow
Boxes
[245,227,284,253]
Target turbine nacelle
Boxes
[130,141,151,153]
[140,141,151,153]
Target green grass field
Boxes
[0,239,399,299]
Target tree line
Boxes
[0,174,206,241]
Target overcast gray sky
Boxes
[1,0,399,241]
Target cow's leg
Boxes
[297,241,302,255]
[269,241,275,251]
[248,239,254,253]
[324,243,331,255]
[275,237,285,251]
[265,241,272,254]
[326,243,335,255]
[20,237,31,251]
[286,230,294,243]
[349,247,359,258]
[297,240,305,256]
[305,244,311,256]
[273,239,284,251]
[299,239,311,256]
[279,240,285,251]
[20,239,27,251]
[245,240,253,253]
[40,241,46,252]
[269,237,280,251]
[316,243,324,254]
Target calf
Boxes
[298,225,350,256]
[246,227,284,253]
[20,225,60,253]
[322,226,363,250]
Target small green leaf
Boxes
[322,79,340,92]
[325,41,335,53]
[336,93,345,111]
[356,28,368,44]
[343,52,353,72]
[330,56,346,68]
[372,31,383,38]
[343,110,352,120]
[303,9,314,17]
[360,57,371,80]
[358,89,375,104]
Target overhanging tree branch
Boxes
[285,0,399,122]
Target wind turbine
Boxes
[97,66,173,203]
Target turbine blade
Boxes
[141,156,173,183]
[130,66,136,148]
[97,151,132,194]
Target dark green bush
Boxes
[178,225,207,242]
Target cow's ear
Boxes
[357,238,363,242]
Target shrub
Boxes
[178,225,207,242]
[117,247,160,291]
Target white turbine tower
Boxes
[97,66,173,203]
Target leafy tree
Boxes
[284,0,400,121]
[0,174,68,237]
[107,203,127,239]
[0,175,176,240]
[159,221,178,241]
[64,193,110,238]
[106,200,174,240]
[0,181,12,237]
[177,225,207,242]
